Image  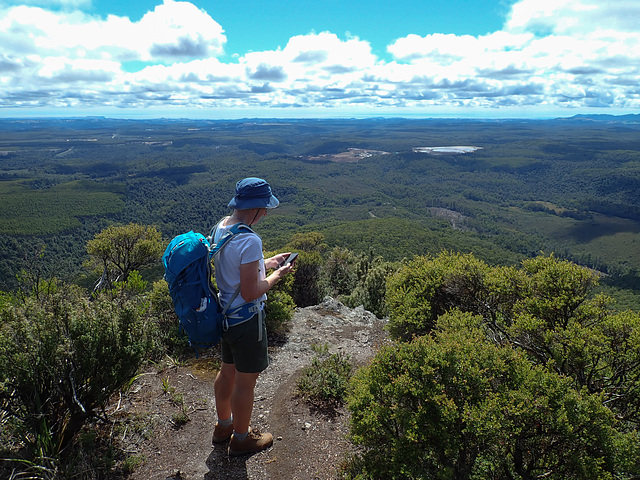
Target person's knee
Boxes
[215,363,236,385]
[234,371,259,393]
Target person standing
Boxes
[210,177,295,456]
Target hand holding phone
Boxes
[279,252,298,268]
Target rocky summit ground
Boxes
[112,297,388,480]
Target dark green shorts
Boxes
[220,313,269,373]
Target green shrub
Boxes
[385,251,491,340]
[262,248,297,336]
[286,232,327,307]
[508,285,640,426]
[345,259,399,318]
[147,279,190,356]
[385,251,640,427]
[264,289,295,336]
[290,250,325,307]
[323,246,358,297]
[0,283,153,464]
[345,310,640,480]
[0,289,14,310]
[286,231,328,253]
[121,454,145,474]
[296,345,353,406]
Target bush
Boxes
[323,246,358,298]
[262,249,297,336]
[0,282,153,464]
[385,252,640,427]
[290,250,325,307]
[265,289,295,336]
[286,232,327,307]
[147,279,191,356]
[345,310,640,480]
[385,251,491,340]
[344,258,399,318]
[296,344,353,407]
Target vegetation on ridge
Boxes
[2,117,640,477]
[345,252,640,479]
[1,222,640,478]
[1,117,640,308]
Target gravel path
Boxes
[123,298,387,480]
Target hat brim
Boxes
[228,195,279,210]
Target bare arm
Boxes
[264,252,291,270]
[240,259,294,302]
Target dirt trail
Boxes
[118,298,387,480]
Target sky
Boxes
[1,0,639,119]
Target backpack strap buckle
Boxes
[224,300,264,341]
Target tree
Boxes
[85,223,163,289]
[286,232,328,307]
[346,311,640,479]
[385,251,491,341]
[385,252,640,427]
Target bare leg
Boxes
[214,362,260,434]
[214,362,236,421]
[230,371,260,434]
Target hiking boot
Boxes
[228,427,273,456]
[212,422,234,444]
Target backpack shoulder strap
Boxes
[208,220,258,315]
[208,220,256,258]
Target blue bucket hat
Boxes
[228,177,280,210]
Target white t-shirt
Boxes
[213,219,267,309]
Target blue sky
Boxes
[1,0,639,118]
[98,0,510,62]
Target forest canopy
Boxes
[1,116,640,307]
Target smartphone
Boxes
[279,252,298,267]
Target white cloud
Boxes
[505,0,640,35]
[1,0,640,114]
[388,33,484,63]
[138,0,226,60]
[38,56,119,82]
[0,1,226,62]
[380,0,640,112]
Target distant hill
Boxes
[565,113,640,123]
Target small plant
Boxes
[296,347,353,406]
[161,377,174,395]
[171,392,184,407]
[2,457,59,480]
[121,453,145,474]
[264,289,295,336]
[164,354,186,369]
[311,342,330,355]
[171,405,190,427]
[115,413,157,445]
[159,378,189,427]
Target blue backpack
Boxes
[162,223,253,353]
